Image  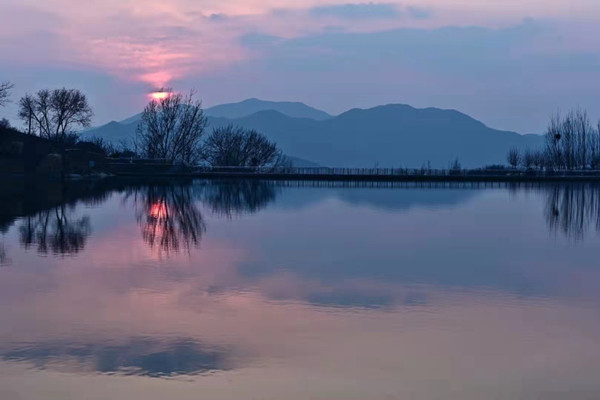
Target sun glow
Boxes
[149,202,168,220]
[150,91,171,100]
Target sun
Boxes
[150,91,171,100]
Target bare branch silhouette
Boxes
[136,89,207,164]
[18,88,93,141]
[0,81,14,107]
[202,125,285,167]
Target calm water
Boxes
[1,179,600,399]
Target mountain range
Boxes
[83,98,544,168]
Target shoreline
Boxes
[107,171,600,183]
[7,170,600,184]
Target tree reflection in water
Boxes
[0,241,8,266]
[0,223,8,265]
[198,180,279,218]
[127,180,279,256]
[127,185,206,256]
[18,205,91,255]
[544,184,600,240]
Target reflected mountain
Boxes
[271,184,481,212]
[544,184,600,240]
[126,185,206,256]
[334,187,479,211]
[2,337,232,377]
[19,205,91,255]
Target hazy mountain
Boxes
[208,105,544,167]
[285,156,320,167]
[119,113,142,125]
[205,98,332,120]
[85,121,137,145]
[83,102,544,168]
[112,98,331,127]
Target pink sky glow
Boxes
[1,0,600,131]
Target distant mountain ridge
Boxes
[205,98,332,120]
[116,98,332,126]
[83,100,544,168]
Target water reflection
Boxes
[2,180,600,398]
[544,184,600,240]
[0,222,7,266]
[122,181,279,256]
[2,338,231,377]
[18,205,91,256]
[5,180,600,257]
[0,242,8,266]
[198,180,279,218]
[126,185,206,256]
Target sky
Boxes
[0,0,599,133]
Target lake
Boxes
[1,179,600,399]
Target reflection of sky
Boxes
[2,184,600,398]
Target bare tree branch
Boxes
[507,147,521,169]
[543,108,600,170]
[203,125,285,167]
[136,88,207,164]
[17,88,93,141]
[0,81,14,107]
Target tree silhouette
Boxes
[18,88,93,141]
[543,109,600,170]
[202,125,285,167]
[507,147,521,169]
[136,89,207,164]
[0,81,13,107]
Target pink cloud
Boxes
[5,0,595,90]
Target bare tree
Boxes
[546,112,563,169]
[594,120,600,169]
[574,108,592,169]
[0,81,13,107]
[543,109,600,170]
[532,150,546,170]
[17,88,93,141]
[203,125,285,167]
[136,88,207,164]
[18,94,36,135]
[507,147,521,169]
[562,111,577,170]
[522,149,535,169]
